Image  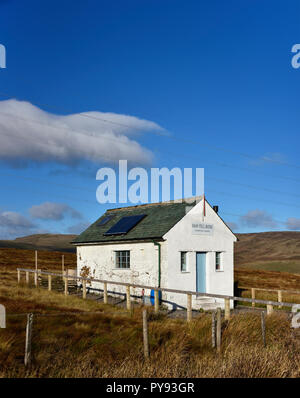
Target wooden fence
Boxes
[15,306,234,364]
[239,286,300,309]
[17,268,300,321]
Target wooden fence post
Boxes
[82,280,86,299]
[251,288,255,308]
[24,313,33,367]
[64,270,68,296]
[48,275,52,291]
[17,269,21,284]
[267,304,273,315]
[261,311,266,347]
[154,290,159,313]
[34,251,38,286]
[0,304,6,328]
[62,256,65,289]
[103,282,108,304]
[142,309,149,359]
[25,271,29,285]
[224,298,230,321]
[278,290,282,309]
[187,293,192,322]
[34,270,38,287]
[216,307,222,352]
[212,310,216,348]
[126,285,131,311]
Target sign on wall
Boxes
[192,223,214,235]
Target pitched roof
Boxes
[72,199,198,244]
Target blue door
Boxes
[196,252,206,293]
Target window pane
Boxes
[116,252,120,268]
[181,252,187,272]
[127,254,130,268]
[116,251,130,268]
[216,252,221,270]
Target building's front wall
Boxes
[76,200,236,310]
[163,200,236,309]
[76,241,167,299]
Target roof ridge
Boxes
[106,196,202,212]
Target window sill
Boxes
[215,270,224,272]
[114,268,131,270]
[181,271,190,274]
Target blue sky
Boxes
[0,0,300,238]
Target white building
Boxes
[72,197,237,310]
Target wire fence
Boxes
[2,267,300,370]
[2,305,284,368]
[17,267,300,316]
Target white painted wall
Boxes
[76,241,167,300]
[163,199,237,309]
[75,199,237,310]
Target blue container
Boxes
[150,289,162,306]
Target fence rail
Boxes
[239,286,300,295]
[11,267,300,366]
[16,268,300,318]
[238,285,300,309]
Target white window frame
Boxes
[215,251,223,272]
[115,250,130,269]
[180,251,189,273]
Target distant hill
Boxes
[0,231,299,272]
[0,234,77,253]
[235,231,300,274]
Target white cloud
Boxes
[0,211,35,228]
[0,211,37,239]
[285,217,300,230]
[240,209,277,228]
[0,99,163,166]
[226,221,238,231]
[249,152,287,167]
[29,202,82,221]
[67,221,90,234]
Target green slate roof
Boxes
[72,200,197,244]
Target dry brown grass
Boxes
[0,247,76,271]
[235,268,300,290]
[235,268,300,307]
[0,276,300,378]
[235,231,300,273]
[1,304,299,378]
[0,247,300,378]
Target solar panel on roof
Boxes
[97,214,114,226]
[103,214,146,235]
